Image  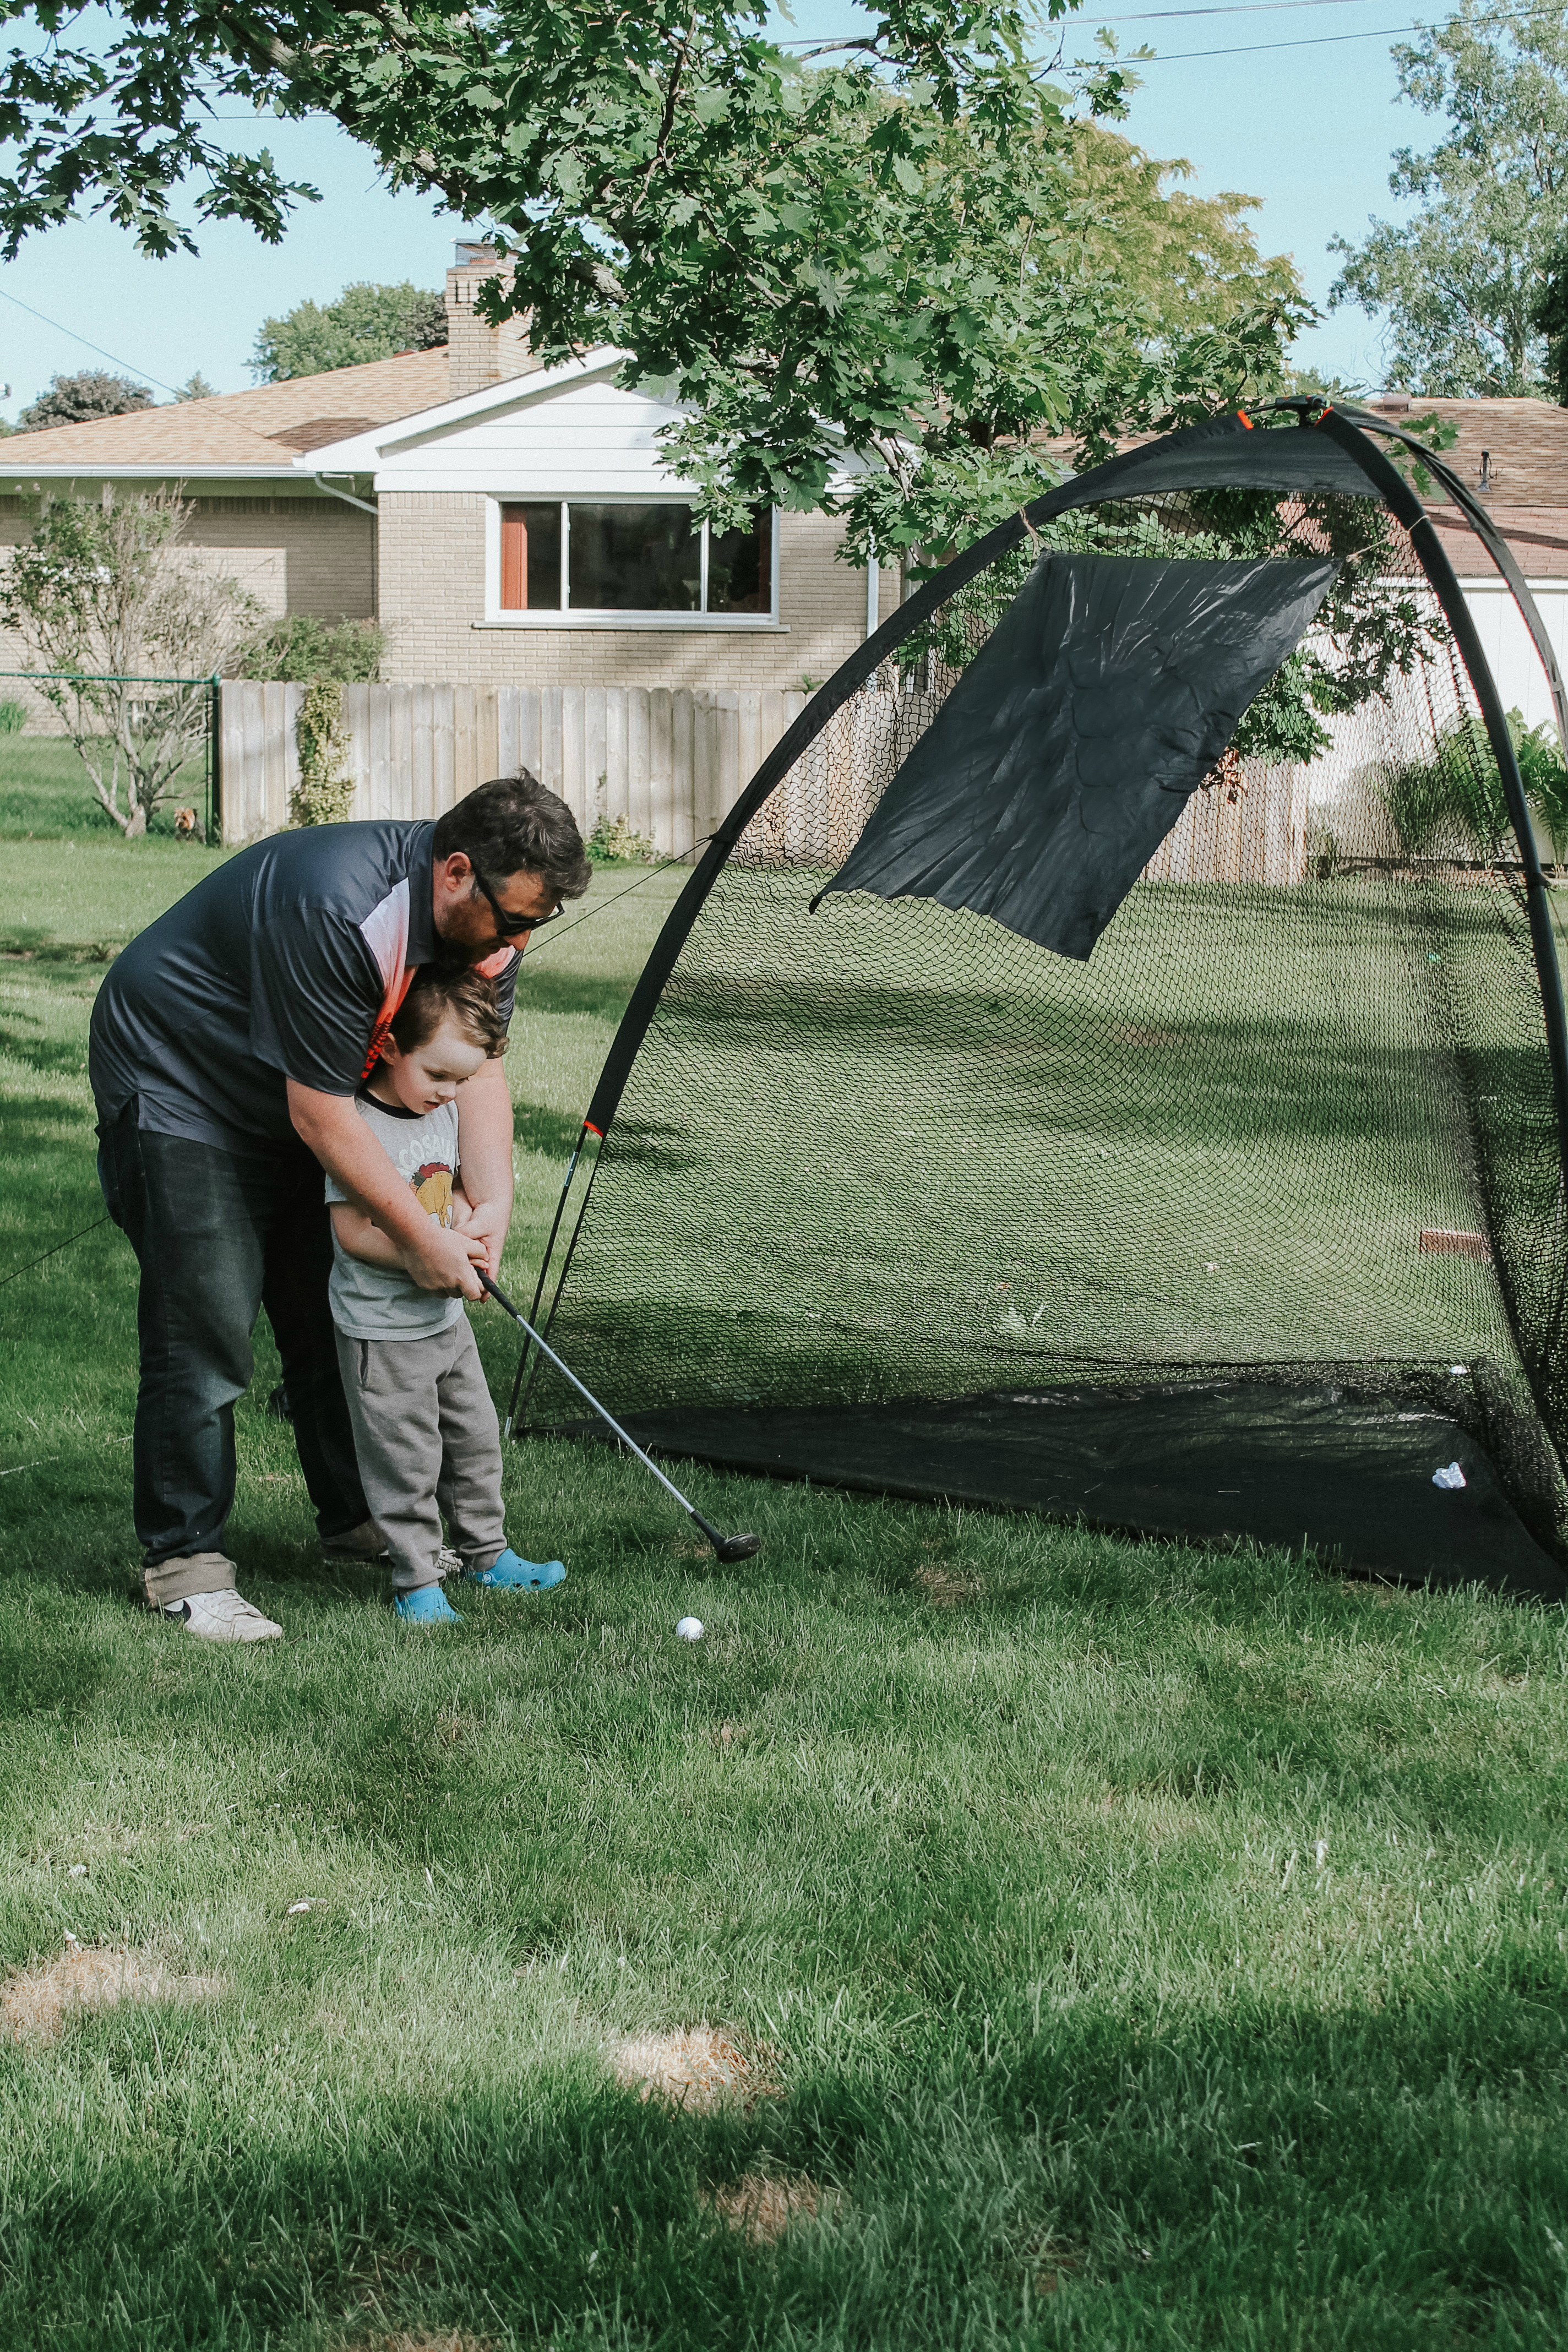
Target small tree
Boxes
[0,486,259,836]
[15,371,154,431]
[1327,2,1568,396]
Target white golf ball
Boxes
[675,1616,704,1641]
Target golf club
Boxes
[478,1272,762,1564]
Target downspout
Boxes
[312,473,377,517]
[313,473,379,619]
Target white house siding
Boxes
[378,496,869,692]
[359,371,733,497]
[1456,578,1568,738]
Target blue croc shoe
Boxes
[464,1548,566,1594]
[395,1583,464,1626]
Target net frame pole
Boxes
[1306,404,1568,1197]
[546,401,1568,1228]
[574,414,1378,1142]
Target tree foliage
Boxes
[252,279,447,379]
[14,369,153,431]
[0,0,1306,549]
[1328,0,1568,396]
[0,487,259,835]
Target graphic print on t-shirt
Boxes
[415,1159,454,1223]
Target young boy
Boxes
[325,965,565,1625]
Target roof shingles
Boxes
[0,349,449,471]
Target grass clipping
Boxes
[3,1943,221,2043]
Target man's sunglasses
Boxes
[472,869,564,938]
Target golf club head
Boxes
[713,1532,762,1564]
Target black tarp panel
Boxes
[819,553,1337,960]
[601,1384,1565,1602]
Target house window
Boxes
[497,502,773,618]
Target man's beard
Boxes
[429,919,489,971]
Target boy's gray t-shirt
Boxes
[324,1091,466,1340]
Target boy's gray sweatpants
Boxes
[334,1317,505,1591]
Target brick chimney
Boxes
[445,243,542,399]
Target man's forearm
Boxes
[289,1085,432,1247]
[288,1081,484,1298]
[456,1055,515,1235]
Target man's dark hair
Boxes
[390,965,508,1059]
[433,771,591,901]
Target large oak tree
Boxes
[0,0,1305,549]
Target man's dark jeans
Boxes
[97,1102,368,1570]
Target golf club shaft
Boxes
[478,1273,706,1527]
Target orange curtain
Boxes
[500,506,528,610]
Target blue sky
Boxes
[0,0,1418,418]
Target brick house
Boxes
[0,249,876,707]
[1,257,1566,725]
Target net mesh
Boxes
[520,481,1568,1551]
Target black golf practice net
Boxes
[514,410,1568,1599]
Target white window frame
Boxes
[482,496,783,629]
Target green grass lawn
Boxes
[3,837,1568,2351]
[0,726,211,841]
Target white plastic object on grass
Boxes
[675,1616,704,1641]
[1432,1461,1467,1490]
[286,1899,313,1915]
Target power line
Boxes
[1132,17,1413,53]
[0,286,186,400]
[782,0,1565,52]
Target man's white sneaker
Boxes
[164,1589,282,1642]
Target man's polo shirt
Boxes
[89,819,518,1152]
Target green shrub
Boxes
[1381,709,1568,865]
[0,699,28,734]
[290,679,356,826]
[1381,717,1512,861]
[1513,710,1568,863]
[236,614,385,684]
[586,783,656,864]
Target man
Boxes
[90,771,592,1641]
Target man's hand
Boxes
[401,1218,489,1298]
[288,1080,486,1302]
[456,1197,508,1278]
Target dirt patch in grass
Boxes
[705,2170,830,2246]
[613,2026,781,2111]
[2,1944,222,2043]
[916,1565,984,1607]
[338,2337,492,2352]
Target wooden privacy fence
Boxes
[220,682,808,851]
[222,676,1411,886]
